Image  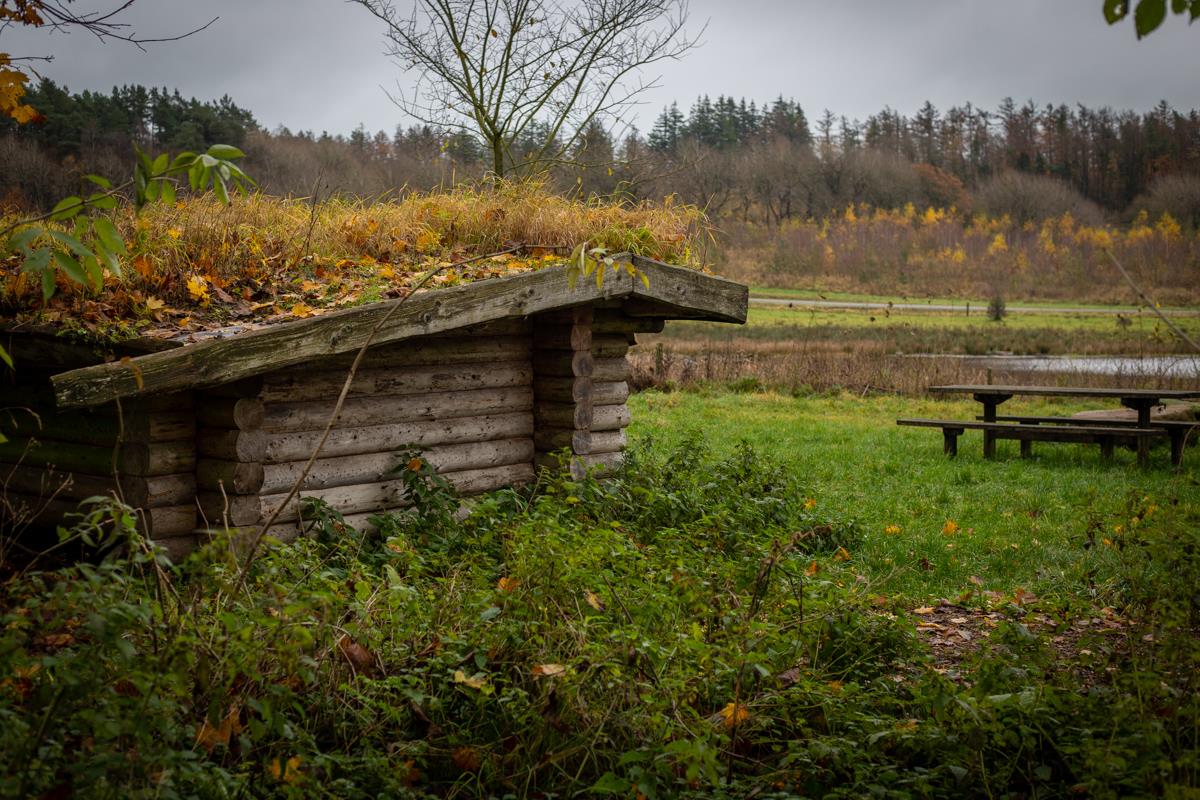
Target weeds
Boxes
[0,434,1197,797]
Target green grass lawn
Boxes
[630,390,1200,605]
[750,285,1200,312]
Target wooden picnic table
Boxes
[927,384,1200,464]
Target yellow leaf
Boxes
[167,228,183,240]
[804,560,819,577]
[299,279,323,293]
[407,456,424,472]
[584,590,604,611]
[884,524,901,535]
[144,296,165,311]
[942,520,960,535]
[532,663,566,678]
[454,670,487,689]
[290,301,315,318]
[268,755,303,784]
[833,547,851,562]
[186,275,209,304]
[497,576,519,593]
[803,497,817,510]
[196,705,242,752]
[719,702,749,729]
[913,606,935,615]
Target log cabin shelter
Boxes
[1,257,747,558]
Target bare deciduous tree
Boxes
[351,0,700,178]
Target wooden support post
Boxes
[1100,437,1114,461]
[943,428,960,457]
[1020,439,1032,459]
[1169,430,1185,471]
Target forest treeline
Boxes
[3,80,1200,233]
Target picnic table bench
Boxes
[897,384,1200,467]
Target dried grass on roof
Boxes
[0,182,706,341]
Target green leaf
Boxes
[49,196,84,222]
[159,179,177,206]
[1172,0,1186,12]
[82,253,103,289]
[9,227,40,253]
[52,250,88,285]
[145,179,161,203]
[83,174,112,189]
[151,152,169,176]
[0,343,11,370]
[86,192,118,210]
[22,247,51,274]
[97,244,122,279]
[1135,0,1167,36]
[1191,0,1199,20]
[207,144,245,160]
[47,230,93,260]
[189,162,205,191]
[171,151,197,169]
[213,174,230,205]
[135,144,154,178]
[41,267,56,300]
[93,217,127,256]
[1103,0,1129,22]
[479,606,502,621]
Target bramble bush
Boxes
[0,436,1197,798]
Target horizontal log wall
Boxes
[0,373,198,546]
[205,325,538,538]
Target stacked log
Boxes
[198,325,537,539]
[531,308,641,477]
[0,377,198,552]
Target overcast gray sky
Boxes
[4,1,1197,136]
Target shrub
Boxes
[974,171,1104,224]
[1130,173,1200,231]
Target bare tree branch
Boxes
[349,0,701,178]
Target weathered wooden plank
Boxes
[2,493,195,537]
[51,267,634,408]
[534,402,593,430]
[588,429,626,455]
[531,350,594,378]
[593,357,631,382]
[294,335,532,372]
[533,428,592,453]
[0,409,195,446]
[532,378,627,405]
[0,438,194,477]
[52,260,746,409]
[259,462,535,523]
[592,315,664,335]
[256,362,531,404]
[264,411,534,464]
[0,466,195,507]
[197,429,266,462]
[591,404,631,432]
[531,324,593,351]
[196,459,266,494]
[590,334,631,359]
[260,437,535,494]
[262,386,534,432]
[196,397,265,431]
[630,257,748,323]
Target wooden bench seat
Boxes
[897,417,1167,462]
[982,415,1197,467]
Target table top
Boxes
[929,384,1200,399]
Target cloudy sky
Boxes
[4,0,1197,136]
